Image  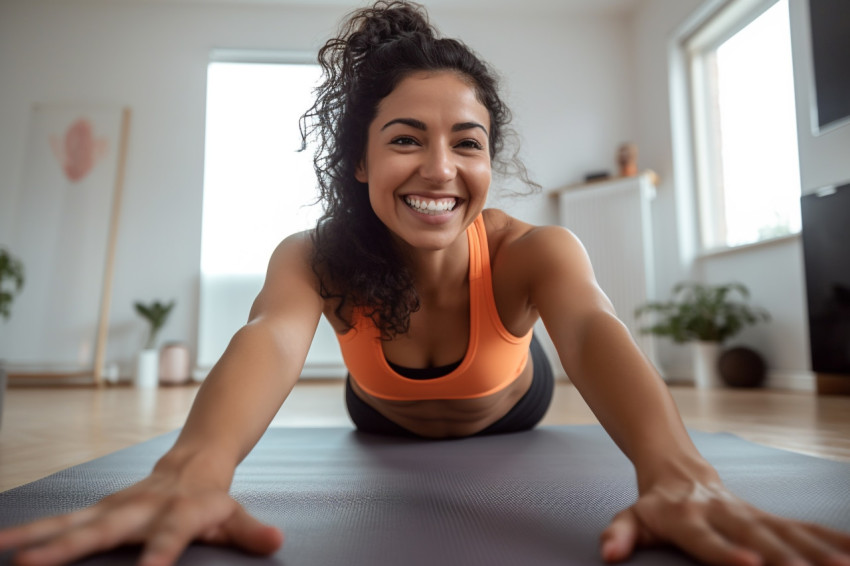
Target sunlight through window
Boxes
[201,62,322,276]
[689,0,801,250]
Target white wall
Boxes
[631,0,850,389]
[0,0,637,376]
[631,0,704,378]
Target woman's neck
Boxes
[402,231,470,297]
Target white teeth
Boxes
[404,196,457,215]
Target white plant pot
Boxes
[135,349,159,389]
[692,341,723,388]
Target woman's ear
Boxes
[355,160,368,183]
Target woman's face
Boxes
[356,71,492,252]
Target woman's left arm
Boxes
[524,226,850,566]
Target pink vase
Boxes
[158,343,191,385]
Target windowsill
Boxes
[698,231,800,260]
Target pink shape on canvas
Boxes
[50,118,109,183]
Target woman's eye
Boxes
[457,139,484,150]
[390,136,419,146]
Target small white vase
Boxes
[135,349,159,388]
[692,341,722,389]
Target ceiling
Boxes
[135,0,642,16]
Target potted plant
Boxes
[133,300,175,388]
[1,247,25,427]
[635,282,770,388]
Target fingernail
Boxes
[601,540,619,562]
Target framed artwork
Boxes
[0,104,131,384]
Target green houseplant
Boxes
[635,282,770,387]
[635,282,770,344]
[1,247,25,428]
[134,300,175,388]
[134,300,175,350]
[0,247,25,322]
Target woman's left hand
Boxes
[600,478,850,566]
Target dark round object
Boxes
[718,346,767,388]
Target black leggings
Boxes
[345,333,554,438]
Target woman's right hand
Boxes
[0,470,283,566]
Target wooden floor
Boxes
[1,380,849,492]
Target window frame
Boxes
[683,0,801,254]
[196,51,342,376]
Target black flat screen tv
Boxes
[808,0,850,132]
[800,183,850,375]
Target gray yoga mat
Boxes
[1,425,849,565]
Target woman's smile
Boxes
[402,195,459,215]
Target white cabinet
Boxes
[551,173,658,367]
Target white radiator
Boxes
[554,174,658,368]
[196,274,346,380]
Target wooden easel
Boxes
[8,107,131,387]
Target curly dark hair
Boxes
[301,0,533,338]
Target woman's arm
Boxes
[0,231,324,566]
[525,225,850,566]
[165,231,324,479]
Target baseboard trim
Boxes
[815,373,850,396]
[659,365,816,392]
[765,370,815,392]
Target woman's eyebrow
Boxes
[452,121,488,135]
[380,118,488,136]
[381,117,426,131]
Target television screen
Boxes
[808,0,850,132]
[800,183,850,374]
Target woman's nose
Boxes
[419,145,456,184]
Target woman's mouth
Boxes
[403,195,459,215]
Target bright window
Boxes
[201,60,322,276]
[687,0,801,251]
[197,58,326,371]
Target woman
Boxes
[2,2,849,565]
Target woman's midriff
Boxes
[348,356,535,438]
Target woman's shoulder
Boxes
[482,208,582,261]
[271,229,316,262]
[262,229,321,289]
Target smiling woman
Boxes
[1,2,849,565]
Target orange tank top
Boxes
[336,214,533,401]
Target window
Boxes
[197,56,326,371]
[686,0,801,251]
[201,59,322,276]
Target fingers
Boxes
[138,494,236,566]
[600,509,642,563]
[0,484,283,566]
[612,483,850,566]
[220,506,284,556]
[805,522,850,555]
[0,508,98,551]
[779,524,850,566]
[138,495,282,566]
[11,503,153,566]
[670,521,763,566]
[606,504,762,566]
[718,517,850,566]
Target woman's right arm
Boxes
[0,231,324,566]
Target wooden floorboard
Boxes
[1,380,849,492]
